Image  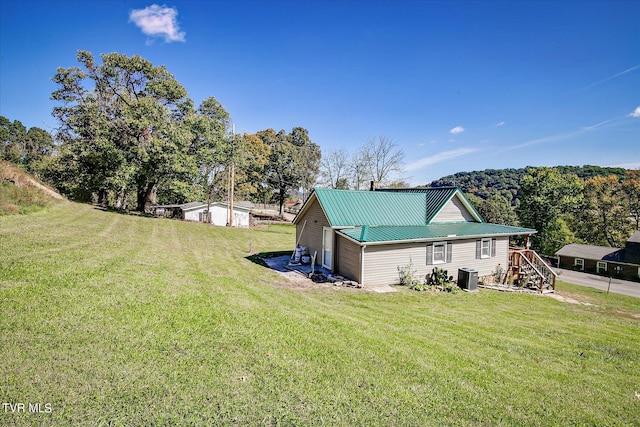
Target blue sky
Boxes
[1,0,639,185]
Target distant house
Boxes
[555,231,640,281]
[152,201,252,228]
[293,187,543,287]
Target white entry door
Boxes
[322,227,333,270]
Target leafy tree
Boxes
[467,193,518,226]
[575,175,633,247]
[0,117,27,164]
[516,167,583,254]
[623,170,640,230]
[1,116,55,177]
[289,126,321,200]
[258,127,320,216]
[542,215,577,255]
[234,133,270,200]
[178,96,230,205]
[23,127,55,176]
[51,50,193,211]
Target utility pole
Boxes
[228,124,235,228]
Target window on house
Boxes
[481,238,491,258]
[574,258,584,271]
[427,242,452,265]
[433,242,446,264]
[596,261,607,273]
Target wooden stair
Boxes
[507,248,556,293]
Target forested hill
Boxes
[428,165,628,202]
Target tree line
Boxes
[3,51,414,215]
[2,51,324,215]
[456,167,640,255]
[0,117,54,178]
[430,165,628,205]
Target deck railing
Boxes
[508,248,556,293]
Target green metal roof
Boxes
[305,187,483,227]
[312,188,428,226]
[374,187,483,223]
[339,223,537,244]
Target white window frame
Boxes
[432,242,447,264]
[596,261,607,274]
[574,258,584,271]
[481,238,492,259]
[322,227,333,270]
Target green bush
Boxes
[427,267,459,293]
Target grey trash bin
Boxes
[458,268,478,291]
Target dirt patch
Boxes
[546,293,595,305]
[605,310,640,321]
[1,161,65,200]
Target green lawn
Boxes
[1,201,639,426]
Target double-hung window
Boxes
[481,238,492,258]
[433,242,447,264]
[574,258,584,271]
[427,241,451,265]
[476,238,497,259]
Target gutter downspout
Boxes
[359,225,369,285]
[360,244,366,285]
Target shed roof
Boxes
[627,230,640,244]
[294,187,483,227]
[339,223,536,244]
[555,243,625,262]
[153,201,251,212]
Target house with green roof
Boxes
[293,187,544,288]
[555,230,640,281]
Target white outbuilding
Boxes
[153,202,252,228]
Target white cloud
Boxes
[494,121,505,127]
[129,5,185,43]
[630,106,640,118]
[405,148,479,171]
[450,126,465,135]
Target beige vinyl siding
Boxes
[296,198,331,265]
[363,243,423,286]
[431,196,476,223]
[336,234,361,283]
[362,237,510,286]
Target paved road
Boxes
[555,268,640,298]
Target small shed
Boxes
[152,201,251,228]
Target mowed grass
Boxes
[1,202,639,426]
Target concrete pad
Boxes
[364,285,397,293]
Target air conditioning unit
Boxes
[458,268,478,291]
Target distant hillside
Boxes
[428,165,628,203]
[0,161,64,214]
